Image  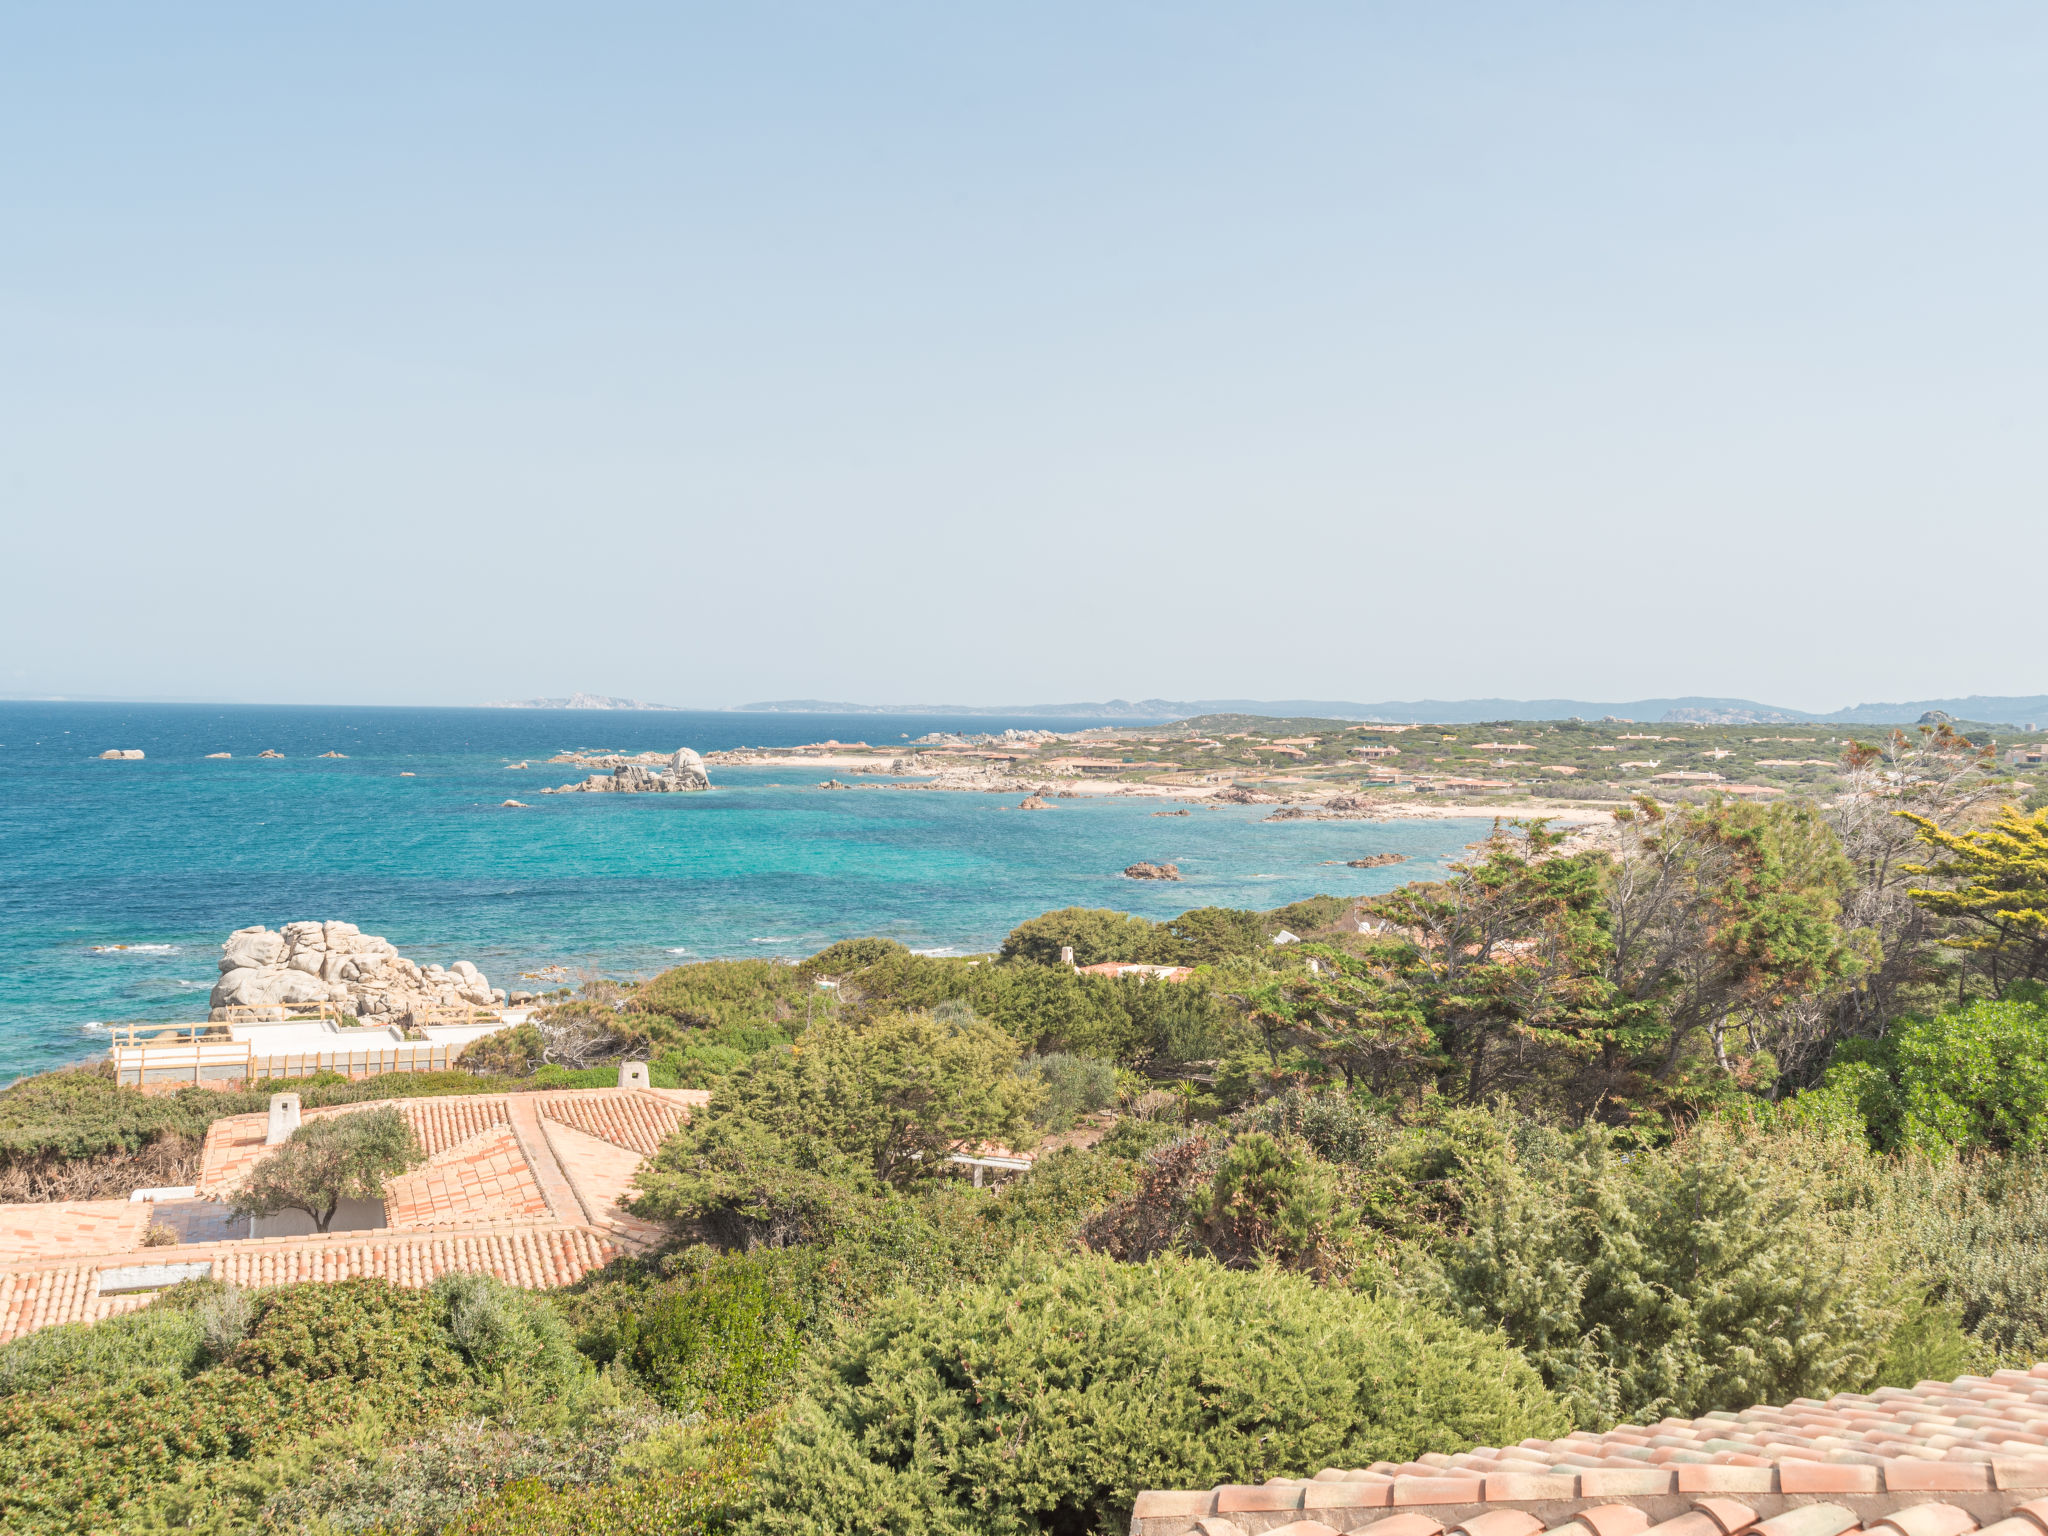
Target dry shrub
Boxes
[0,1132,201,1203]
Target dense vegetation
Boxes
[9,745,2048,1534]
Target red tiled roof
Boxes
[1134,1370,2048,1536]
[0,1225,618,1342]
[535,1087,704,1156]
[0,1085,707,1345]
[0,1200,153,1264]
[382,1125,551,1228]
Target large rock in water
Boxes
[541,746,712,795]
[207,921,506,1020]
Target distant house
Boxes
[1352,744,1400,759]
[1651,770,1725,783]
[2009,747,2048,768]
[1076,961,1194,982]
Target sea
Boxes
[0,702,1496,1084]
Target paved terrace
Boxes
[1131,1370,2048,1536]
[0,1084,706,1342]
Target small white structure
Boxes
[618,1061,650,1090]
[265,1092,302,1146]
[1271,930,1301,946]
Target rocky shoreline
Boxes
[209,921,507,1020]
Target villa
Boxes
[0,1066,705,1342]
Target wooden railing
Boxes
[107,1038,466,1088]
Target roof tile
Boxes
[1870,1504,1980,1536]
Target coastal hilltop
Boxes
[700,713,2048,823]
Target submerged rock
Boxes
[1123,861,1183,881]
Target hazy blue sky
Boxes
[3,4,2044,711]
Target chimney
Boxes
[618,1061,650,1090]
[265,1092,302,1146]
[1060,946,1075,968]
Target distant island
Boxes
[482,693,681,711]
[733,693,2048,726]
[472,692,2048,726]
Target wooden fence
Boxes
[108,1039,466,1089]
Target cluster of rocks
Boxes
[1123,862,1183,881]
[540,748,711,795]
[911,728,1061,747]
[98,749,145,760]
[209,921,506,1020]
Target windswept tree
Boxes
[1902,802,2048,1000]
[1359,821,1624,1105]
[1823,724,1999,1033]
[230,1105,423,1232]
[1603,796,1862,1093]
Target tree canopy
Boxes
[230,1105,424,1232]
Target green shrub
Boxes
[1084,1131,1358,1279]
[1424,1121,1940,1429]
[599,1256,806,1416]
[0,1304,205,1397]
[1805,997,2048,1155]
[980,1147,1135,1240]
[631,1013,1042,1246]
[742,1251,1564,1536]
[0,1278,479,1534]
[257,1394,675,1536]
[1018,1052,1117,1131]
[1264,895,1352,936]
[1166,907,1269,963]
[795,938,911,980]
[1879,1148,2048,1367]
[435,1272,587,1394]
[633,961,812,1031]
[998,907,1182,967]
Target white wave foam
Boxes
[666,947,693,955]
[91,943,180,954]
[749,937,794,944]
[910,946,963,957]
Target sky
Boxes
[2,3,2045,713]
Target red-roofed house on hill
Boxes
[0,1072,707,1343]
[1077,962,1195,982]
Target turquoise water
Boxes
[0,703,1492,1082]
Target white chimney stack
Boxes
[618,1061,650,1090]
[265,1092,302,1145]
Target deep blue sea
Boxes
[0,703,1494,1083]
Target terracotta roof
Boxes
[0,1085,703,1345]
[196,1088,703,1197]
[535,1087,705,1156]
[1133,1370,2048,1536]
[0,1225,618,1343]
[382,1125,552,1228]
[0,1200,152,1265]
[196,1093,514,1197]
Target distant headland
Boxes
[477,693,2048,727]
